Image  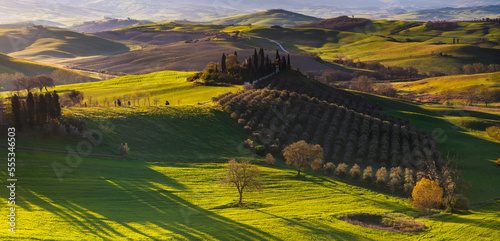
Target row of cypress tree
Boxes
[11,91,61,130]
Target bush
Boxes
[412,178,443,214]
[350,164,361,180]
[118,143,130,156]
[375,167,388,187]
[446,194,469,211]
[265,153,276,166]
[486,126,500,141]
[363,166,374,183]
[324,162,335,175]
[389,167,403,193]
[243,139,254,149]
[335,163,349,178]
[254,145,266,156]
[404,168,415,195]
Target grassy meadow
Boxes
[53,70,241,106]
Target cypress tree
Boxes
[282,56,286,71]
[259,48,265,72]
[27,92,35,128]
[37,93,48,126]
[45,92,55,119]
[275,50,280,69]
[11,94,22,130]
[53,91,61,118]
[221,53,227,72]
[266,56,270,74]
[234,51,237,57]
[287,54,291,69]
[253,49,258,71]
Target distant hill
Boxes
[207,9,322,27]
[70,18,155,33]
[0,27,129,62]
[294,15,371,31]
[376,4,500,21]
[0,52,61,76]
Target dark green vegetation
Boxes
[215,81,442,171]
[207,9,322,27]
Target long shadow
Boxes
[355,92,500,202]
[14,152,280,240]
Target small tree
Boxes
[153,98,160,106]
[362,166,374,183]
[389,166,404,193]
[221,160,263,205]
[66,90,84,106]
[350,164,361,180]
[412,178,443,215]
[283,140,323,177]
[265,153,276,166]
[335,163,349,178]
[404,168,415,195]
[375,167,388,187]
[324,162,335,175]
[118,143,130,156]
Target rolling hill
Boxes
[375,4,500,21]
[0,27,129,63]
[69,18,155,33]
[207,9,322,27]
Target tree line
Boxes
[10,91,61,131]
[187,49,291,85]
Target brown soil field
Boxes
[67,39,343,75]
[92,30,209,46]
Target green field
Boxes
[1,142,499,240]
[207,9,322,27]
[393,71,500,95]
[121,20,500,74]
[53,70,241,106]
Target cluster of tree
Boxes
[253,70,381,116]
[10,91,61,131]
[51,69,91,85]
[59,91,165,107]
[451,63,500,75]
[425,21,457,31]
[215,88,443,171]
[12,75,55,93]
[294,16,371,31]
[188,49,291,85]
[333,58,421,80]
[349,75,398,97]
[0,73,25,91]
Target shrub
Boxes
[57,124,67,137]
[389,167,404,193]
[350,164,361,180]
[324,162,335,175]
[335,163,349,178]
[118,143,130,156]
[363,166,374,183]
[265,153,276,166]
[486,126,500,141]
[412,178,443,214]
[375,167,388,187]
[404,168,415,195]
[446,194,469,211]
[243,139,254,149]
[254,145,266,156]
[237,118,246,126]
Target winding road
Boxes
[269,39,289,53]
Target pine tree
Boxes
[26,92,35,128]
[11,94,22,130]
[221,53,227,72]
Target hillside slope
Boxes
[207,9,322,27]
[0,52,66,75]
[0,27,129,62]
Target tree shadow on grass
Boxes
[16,153,280,240]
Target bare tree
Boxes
[34,75,55,92]
[283,140,323,176]
[153,98,160,106]
[221,160,263,205]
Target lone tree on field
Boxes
[221,160,263,205]
[283,140,323,177]
[412,178,443,215]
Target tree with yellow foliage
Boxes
[412,178,443,215]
